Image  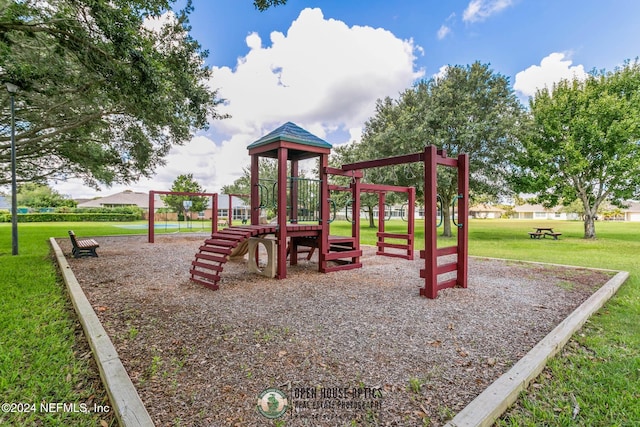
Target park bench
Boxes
[543,232,562,240]
[528,231,543,239]
[68,230,99,258]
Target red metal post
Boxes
[457,153,469,288]
[421,145,438,299]
[407,186,415,260]
[250,154,260,225]
[319,154,330,272]
[148,191,155,243]
[212,193,218,235]
[377,192,386,255]
[352,172,361,254]
[290,159,298,223]
[276,148,288,279]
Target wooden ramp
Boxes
[190,225,277,290]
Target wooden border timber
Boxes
[445,267,629,427]
[50,238,154,427]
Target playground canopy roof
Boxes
[247,122,332,160]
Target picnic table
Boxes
[528,227,562,240]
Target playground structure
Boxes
[147,191,218,243]
[154,122,467,298]
[340,145,469,298]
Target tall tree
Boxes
[17,183,76,208]
[514,59,640,239]
[162,173,208,216]
[0,0,224,188]
[330,142,385,228]
[359,62,525,236]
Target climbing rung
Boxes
[323,249,362,261]
[210,233,243,241]
[437,278,458,290]
[195,253,228,264]
[376,251,412,260]
[377,232,412,240]
[204,238,238,247]
[191,261,224,272]
[420,246,458,259]
[377,241,410,250]
[437,262,457,275]
[198,245,232,255]
[190,268,221,283]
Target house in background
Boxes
[77,190,163,210]
[469,204,505,219]
[76,190,251,221]
[622,201,640,221]
[510,203,580,220]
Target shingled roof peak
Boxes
[247,122,332,150]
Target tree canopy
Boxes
[16,183,76,208]
[162,173,208,215]
[0,0,224,189]
[357,61,525,235]
[515,59,640,239]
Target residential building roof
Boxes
[469,204,505,213]
[76,191,250,210]
[77,190,163,209]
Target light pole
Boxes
[6,82,18,255]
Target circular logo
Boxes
[257,388,288,419]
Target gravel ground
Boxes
[58,233,612,426]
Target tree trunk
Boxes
[367,206,376,228]
[442,204,453,237]
[440,189,456,238]
[582,200,599,239]
[583,214,597,239]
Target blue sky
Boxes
[56,0,640,198]
[187,0,640,87]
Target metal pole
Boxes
[10,91,18,255]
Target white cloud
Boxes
[52,7,423,199]
[212,8,423,137]
[514,52,588,98]
[463,0,514,23]
[433,65,450,81]
[437,25,451,40]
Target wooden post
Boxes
[377,192,386,255]
[148,191,155,243]
[212,193,218,235]
[407,186,415,260]
[352,172,361,258]
[421,145,438,299]
[290,159,298,224]
[319,153,330,272]
[250,154,260,225]
[457,153,469,289]
[276,148,288,279]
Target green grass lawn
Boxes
[1,220,638,426]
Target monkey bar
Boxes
[341,145,469,298]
